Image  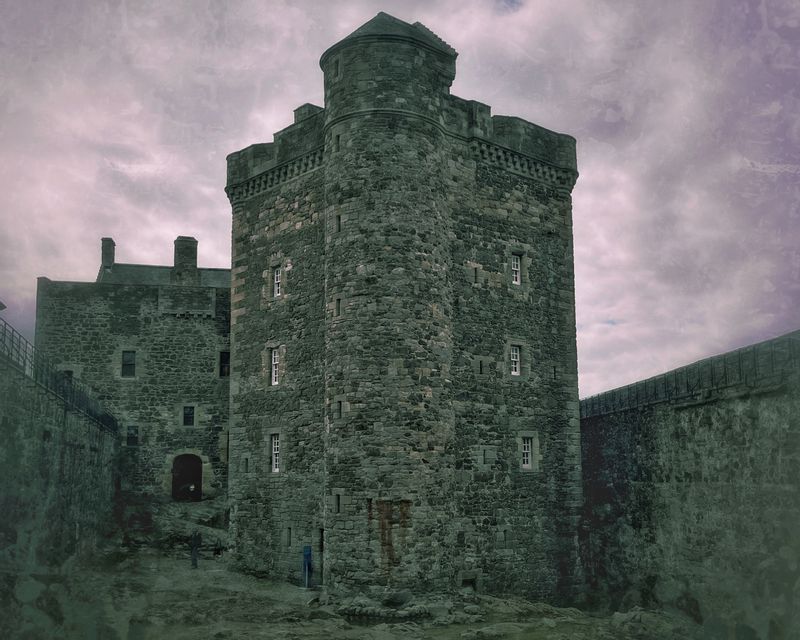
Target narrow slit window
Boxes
[219,351,231,377]
[121,350,136,377]
[479,359,484,375]
[334,134,341,152]
[287,527,292,547]
[510,345,521,376]
[474,267,479,283]
[335,298,341,317]
[244,457,249,473]
[183,405,195,426]
[336,214,342,232]
[336,400,343,419]
[273,267,282,297]
[522,437,532,469]
[511,254,521,285]
[271,349,280,386]
[271,434,280,473]
[335,494,341,513]
[126,425,139,447]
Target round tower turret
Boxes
[319,13,458,595]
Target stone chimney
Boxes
[101,237,115,269]
[172,236,199,285]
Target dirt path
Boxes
[4,544,702,640]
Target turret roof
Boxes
[323,12,456,59]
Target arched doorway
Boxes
[171,454,202,501]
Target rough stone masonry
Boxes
[225,12,582,600]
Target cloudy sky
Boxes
[1,0,797,397]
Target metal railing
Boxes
[580,330,800,419]
[0,317,119,433]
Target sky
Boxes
[0,0,798,397]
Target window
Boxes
[335,297,341,317]
[474,267,479,284]
[336,214,342,232]
[62,370,73,380]
[273,267,282,297]
[271,434,280,472]
[336,400,343,419]
[334,134,341,152]
[511,254,521,285]
[183,405,195,426]
[271,349,280,386]
[335,494,341,513]
[522,437,532,469]
[126,425,139,447]
[219,351,231,377]
[333,58,340,79]
[478,359,484,375]
[121,350,136,377]
[510,345,521,376]
[287,527,292,547]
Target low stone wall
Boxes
[0,353,119,572]
[580,331,800,639]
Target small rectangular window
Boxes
[121,350,136,377]
[62,369,73,380]
[336,214,342,232]
[474,267,479,284]
[511,254,521,285]
[510,345,521,376]
[478,359,484,375]
[522,437,532,468]
[271,349,280,386]
[335,494,341,513]
[273,267,282,297]
[126,425,139,447]
[287,527,292,547]
[219,351,231,377]
[183,405,195,426]
[333,58,340,79]
[244,457,249,473]
[271,434,280,472]
[335,298,341,317]
[334,134,341,152]
[336,400,343,419]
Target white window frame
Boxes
[273,267,282,298]
[271,433,280,473]
[271,349,280,386]
[511,254,521,285]
[522,437,532,469]
[510,345,521,376]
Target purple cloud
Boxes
[1,0,797,396]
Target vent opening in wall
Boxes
[461,578,476,592]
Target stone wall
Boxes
[225,12,582,601]
[580,330,800,639]
[0,335,118,572]
[35,278,230,499]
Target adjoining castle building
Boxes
[225,13,582,599]
[35,236,231,500]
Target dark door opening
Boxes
[172,454,202,501]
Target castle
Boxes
[22,12,799,637]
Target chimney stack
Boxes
[172,236,199,284]
[101,237,115,269]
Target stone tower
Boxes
[226,13,581,601]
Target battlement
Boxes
[226,13,576,204]
[580,329,800,418]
